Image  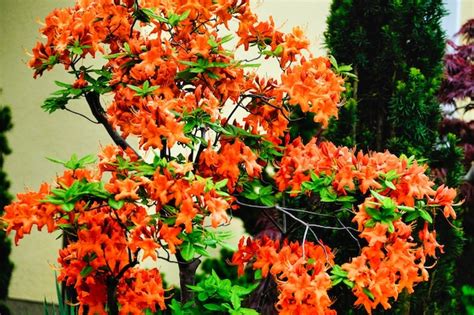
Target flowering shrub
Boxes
[1,0,459,314]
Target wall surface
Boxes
[0,0,471,304]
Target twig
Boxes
[64,106,99,124]
[336,217,361,250]
[85,92,140,157]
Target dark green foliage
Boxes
[461,285,474,315]
[324,82,358,147]
[0,106,14,312]
[407,218,465,314]
[430,133,465,187]
[388,68,441,157]
[325,0,446,154]
[325,0,466,313]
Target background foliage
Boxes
[0,105,14,315]
[324,0,466,313]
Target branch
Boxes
[85,92,140,156]
[234,199,360,259]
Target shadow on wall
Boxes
[3,298,57,315]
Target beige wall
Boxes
[0,0,471,303]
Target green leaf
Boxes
[240,63,261,68]
[332,277,343,285]
[365,219,376,228]
[398,205,415,212]
[231,290,241,309]
[363,288,375,301]
[198,292,209,302]
[238,308,260,315]
[384,180,396,190]
[329,55,338,69]
[405,211,420,222]
[179,10,191,21]
[343,278,355,288]
[254,269,262,280]
[331,265,348,277]
[141,8,168,23]
[203,303,225,311]
[337,195,357,202]
[180,241,195,261]
[365,207,381,220]
[54,81,71,88]
[208,37,219,48]
[80,265,93,278]
[78,154,97,165]
[71,46,83,55]
[46,156,67,165]
[206,71,220,80]
[387,220,395,233]
[418,209,433,223]
[214,178,228,190]
[62,202,75,212]
[320,188,338,202]
[260,196,275,206]
[221,34,234,44]
[103,52,126,59]
[381,197,396,211]
[108,198,124,210]
[273,45,283,56]
[370,190,386,202]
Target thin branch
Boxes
[212,95,248,146]
[158,254,202,265]
[85,92,140,157]
[235,199,273,209]
[129,0,140,38]
[64,106,99,124]
[336,217,361,250]
[262,208,285,234]
[278,205,337,218]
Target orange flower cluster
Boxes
[3,166,167,313]
[100,145,232,230]
[199,139,262,190]
[29,0,343,151]
[275,138,456,210]
[232,237,336,315]
[279,58,344,127]
[29,0,134,77]
[270,137,457,312]
[343,202,445,313]
[2,183,58,245]
[2,146,234,313]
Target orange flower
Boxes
[114,178,140,200]
[175,198,198,233]
[204,193,230,228]
[159,224,183,254]
[429,185,457,219]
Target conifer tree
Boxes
[0,106,14,315]
[324,1,465,313]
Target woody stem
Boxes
[106,278,119,315]
[85,92,139,156]
[176,251,201,304]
